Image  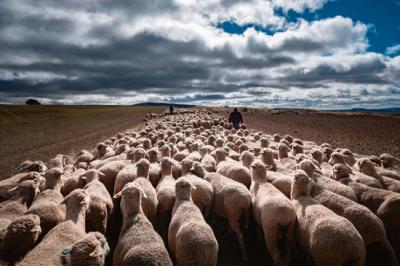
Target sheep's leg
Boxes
[229,218,248,261]
[283,221,295,266]
[264,226,284,266]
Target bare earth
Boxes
[0,105,164,180]
[214,108,400,159]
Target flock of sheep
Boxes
[1,109,400,266]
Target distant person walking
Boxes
[228,108,243,130]
[169,105,174,115]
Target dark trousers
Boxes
[232,122,240,130]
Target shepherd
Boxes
[169,105,174,115]
[228,108,243,130]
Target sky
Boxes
[0,0,399,109]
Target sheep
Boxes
[113,182,172,266]
[200,151,217,173]
[156,157,176,239]
[250,161,296,266]
[18,189,91,266]
[240,151,254,169]
[277,143,297,170]
[0,180,41,241]
[180,159,214,218]
[0,214,41,263]
[332,164,400,241]
[191,161,250,261]
[60,232,109,266]
[215,148,252,188]
[74,150,94,164]
[133,159,158,228]
[26,168,66,236]
[309,181,399,265]
[16,160,47,174]
[380,153,400,169]
[61,168,86,197]
[80,169,113,234]
[98,160,128,195]
[354,158,400,193]
[260,148,276,171]
[147,149,162,188]
[297,159,358,201]
[0,172,43,202]
[291,170,365,266]
[168,177,218,266]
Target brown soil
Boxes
[0,105,165,180]
[214,108,400,158]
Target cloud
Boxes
[0,0,399,109]
[386,44,400,55]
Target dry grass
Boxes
[0,105,164,180]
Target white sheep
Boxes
[80,169,113,234]
[0,214,41,263]
[191,161,251,261]
[133,158,158,228]
[18,189,91,266]
[215,148,252,188]
[113,182,172,266]
[60,232,109,266]
[168,177,218,266]
[291,170,365,266]
[250,161,296,266]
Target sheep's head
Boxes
[291,170,311,199]
[160,157,173,174]
[278,143,290,159]
[311,149,323,164]
[19,172,45,185]
[190,161,205,178]
[328,152,346,165]
[215,148,227,163]
[294,139,304,146]
[80,169,104,184]
[181,158,194,175]
[330,164,352,181]
[240,151,254,168]
[160,145,171,157]
[3,214,41,258]
[175,177,196,200]
[253,147,261,157]
[9,180,41,203]
[283,135,294,144]
[61,232,110,266]
[96,143,107,157]
[215,139,224,148]
[297,159,320,178]
[250,161,267,182]
[62,189,90,210]
[114,182,146,200]
[260,138,269,148]
[380,153,400,168]
[17,160,47,173]
[354,158,378,178]
[273,134,281,142]
[291,143,304,156]
[146,149,159,163]
[44,167,64,189]
[239,144,249,154]
[134,148,146,162]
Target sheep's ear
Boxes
[113,191,122,199]
[31,225,41,232]
[140,188,147,199]
[89,246,104,257]
[80,196,90,206]
[98,172,106,178]
[8,186,18,193]
[190,184,197,191]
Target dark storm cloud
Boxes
[0,0,399,107]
